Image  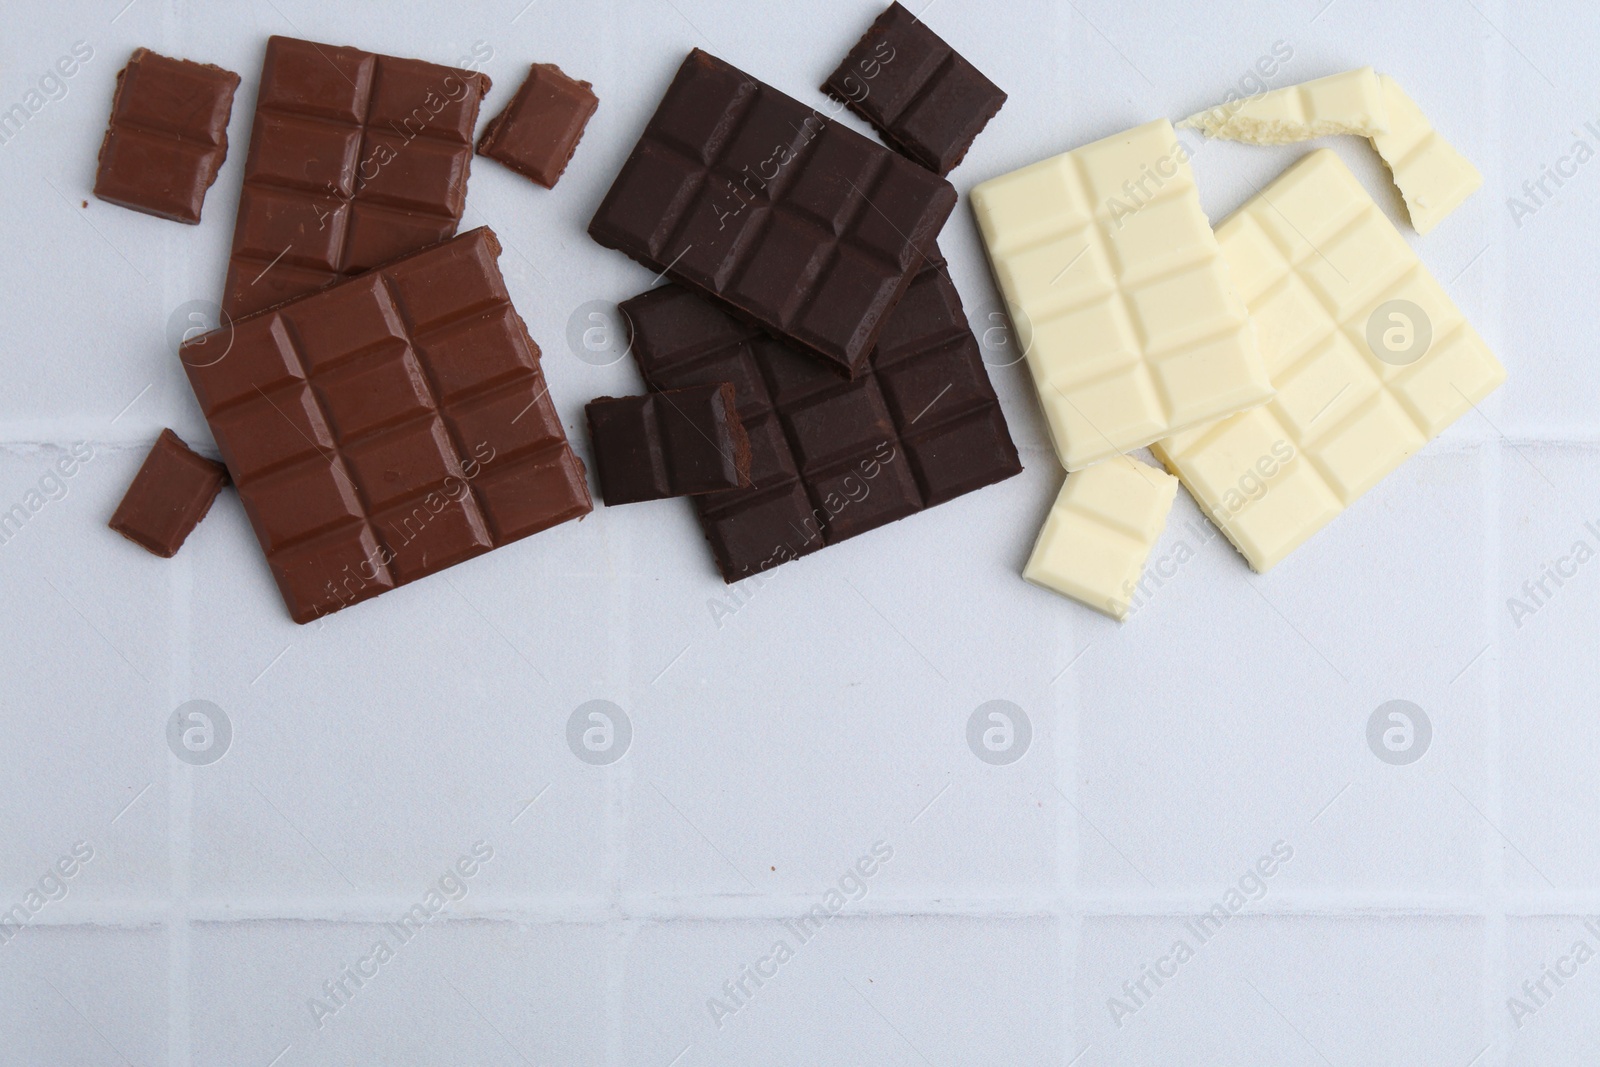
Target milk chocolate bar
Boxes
[222,36,491,316]
[182,227,590,622]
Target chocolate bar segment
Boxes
[182,227,591,623]
[589,49,957,377]
[93,49,240,223]
[222,36,491,317]
[586,384,751,506]
[622,250,1021,581]
[476,63,598,188]
[823,2,1005,176]
[109,429,229,557]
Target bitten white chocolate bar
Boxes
[1181,68,1482,233]
[970,119,1272,471]
[1370,75,1483,235]
[1024,455,1178,620]
[1151,149,1505,572]
[1178,67,1388,142]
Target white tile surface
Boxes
[1,0,1595,1064]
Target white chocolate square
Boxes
[1179,67,1389,142]
[1151,149,1505,572]
[1370,75,1483,234]
[1024,455,1179,620]
[971,119,1272,470]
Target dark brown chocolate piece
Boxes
[109,429,229,557]
[182,227,591,623]
[222,36,492,317]
[823,3,1006,176]
[476,63,598,188]
[93,49,240,223]
[586,383,751,506]
[589,49,956,377]
[622,250,1021,581]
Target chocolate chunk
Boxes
[622,249,1021,581]
[823,2,1006,176]
[222,36,492,317]
[93,49,240,223]
[109,429,229,557]
[476,63,598,188]
[586,383,751,505]
[589,48,956,377]
[181,227,591,623]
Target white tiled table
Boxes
[0,0,1593,1063]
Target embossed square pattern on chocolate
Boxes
[622,252,1021,581]
[182,228,591,623]
[590,49,957,377]
[223,36,491,316]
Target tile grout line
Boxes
[165,80,194,1060]
[1479,15,1508,1061]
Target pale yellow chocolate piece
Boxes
[1369,75,1483,234]
[1024,455,1179,620]
[1151,149,1505,572]
[1179,68,1388,143]
[970,119,1272,471]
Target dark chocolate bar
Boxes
[109,429,229,556]
[823,2,1006,176]
[93,49,240,223]
[182,227,591,623]
[222,36,491,317]
[476,63,598,188]
[622,250,1021,581]
[589,49,957,377]
[586,383,751,505]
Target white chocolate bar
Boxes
[1369,74,1483,235]
[1179,68,1388,143]
[1024,455,1178,620]
[970,119,1272,471]
[1151,149,1505,572]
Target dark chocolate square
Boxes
[93,49,240,223]
[823,2,1006,175]
[476,63,599,188]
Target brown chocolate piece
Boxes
[622,249,1022,582]
[586,383,751,506]
[588,49,956,377]
[222,36,492,317]
[476,63,598,188]
[109,429,229,557]
[181,227,591,623]
[93,49,241,223]
[823,2,1006,176]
